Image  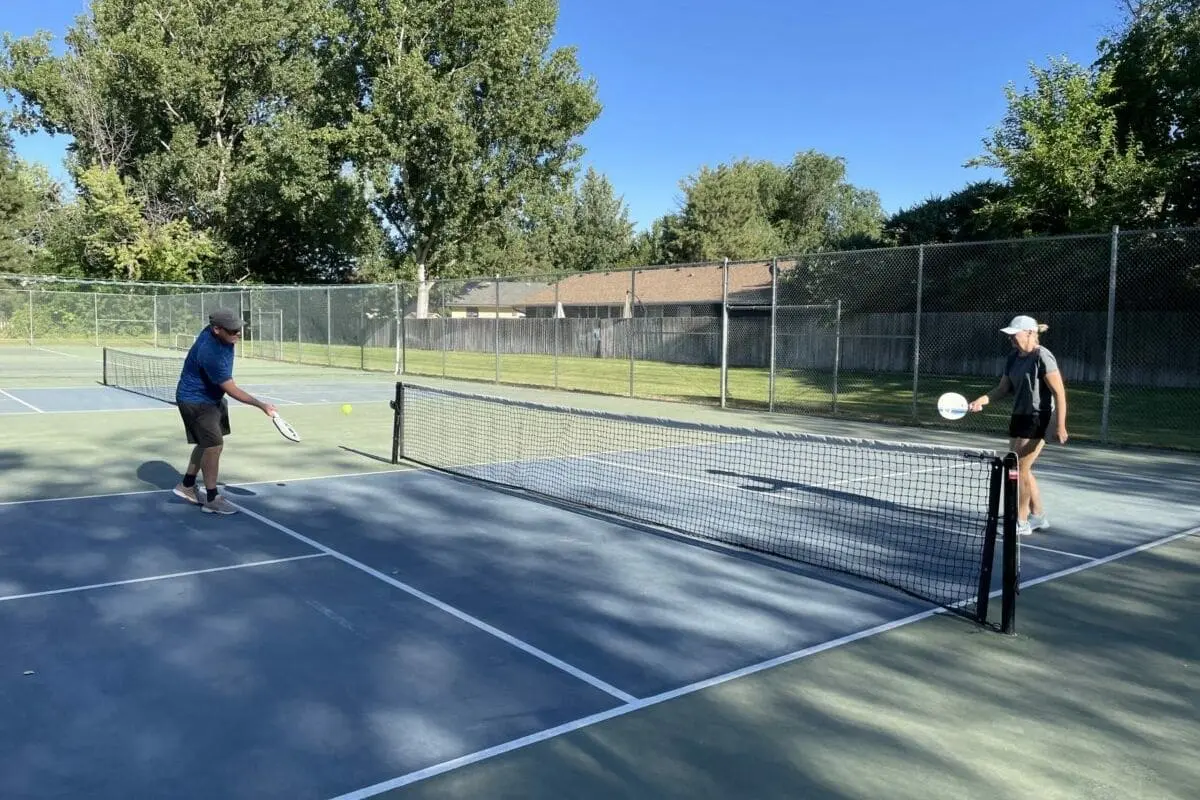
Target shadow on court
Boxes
[3,392,1199,800]
[380,533,1200,800]
[0,450,27,475]
[137,460,183,491]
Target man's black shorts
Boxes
[1008,409,1051,440]
[178,400,230,448]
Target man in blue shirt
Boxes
[173,309,276,514]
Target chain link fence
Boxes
[2,225,1197,449]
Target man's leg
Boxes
[199,444,223,501]
[175,402,236,514]
[174,408,204,504]
[181,445,203,484]
[198,401,235,515]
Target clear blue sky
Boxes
[4,0,1126,230]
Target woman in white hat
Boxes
[968,315,1069,536]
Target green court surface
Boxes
[2,342,1198,800]
[386,532,1200,800]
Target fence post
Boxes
[720,258,729,409]
[393,282,402,375]
[495,275,501,384]
[153,294,159,349]
[28,290,34,345]
[326,287,332,365]
[94,293,99,346]
[769,257,778,412]
[911,244,925,420]
[1100,225,1120,444]
[553,279,560,390]
[296,290,303,364]
[833,299,842,412]
[628,268,636,398]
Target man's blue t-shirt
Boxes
[175,328,235,405]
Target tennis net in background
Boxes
[102,347,183,404]
[391,382,1019,629]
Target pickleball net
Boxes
[390,382,1019,629]
[102,347,182,404]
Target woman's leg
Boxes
[1008,436,1046,522]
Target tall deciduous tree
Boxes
[966,57,1159,234]
[46,164,217,281]
[339,0,601,314]
[673,159,785,261]
[0,128,47,274]
[1,0,373,282]
[773,150,885,252]
[656,151,884,263]
[1097,0,1200,224]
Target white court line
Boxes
[33,346,95,359]
[0,397,391,416]
[0,553,326,604]
[0,405,175,417]
[226,499,637,704]
[1018,524,1200,589]
[1020,542,1093,560]
[257,393,303,405]
[328,523,1200,800]
[324,607,974,799]
[0,388,43,412]
[0,467,411,507]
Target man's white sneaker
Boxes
[202,495,237,515]
[173,483,200,505]
[1029,513,1050,531]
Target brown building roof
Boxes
[442,279,552,307]
[519,261,784,308]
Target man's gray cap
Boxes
[209,308,243,331]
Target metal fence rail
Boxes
[2,226,1198,450]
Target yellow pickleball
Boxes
[341,403,353,415]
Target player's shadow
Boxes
[137,460,181,490]
[136,458,261,495]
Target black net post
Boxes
[974,454,1005,624]
[390,382,405,465]
[1001,451,1020,634]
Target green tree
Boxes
[1,0,373,282]
[453,176,576,277]
[0,129,44,274]
[46,164,216,281]
[664,151,884,262]
[1097,0,1200,224]
[340,0,601,314]
[626,213,685,266]
[967,57,1159,234]
[562,166,635,270]
[773,150,885,252]
[884,180,1015,245]
[673,159,785,261]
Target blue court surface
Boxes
[0,381,396,414]
[3,439,1199,800]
